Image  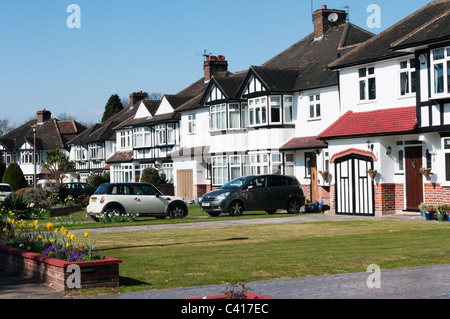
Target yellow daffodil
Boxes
[84,231,89,238]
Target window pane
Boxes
[398,150,404,171]
[411,71,416,93]
[435,63,444,93]
[241,103,248,128]
[316,104,321,118]
[271,105,280,123]
[433,49,445,60]
[359,68,366,77]
[368,67,375,75]
[310,104,315,118]
[448,61,450,94]
[359,80,366,100]
[261,106,267,123]
[400,72,409,95]
[400,61,408,69]
[446,153,450,182]
[368,77,376,100]
[285,104,293,122]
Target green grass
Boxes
[75,219,450,294]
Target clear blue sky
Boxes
[0,0,432,126]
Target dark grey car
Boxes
[200,175,305,216]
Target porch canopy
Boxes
[319,106,418,140]
[280,136,327,151]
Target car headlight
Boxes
[215,192,230,201]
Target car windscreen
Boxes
[0,185,12,192]
[221,177,254,189]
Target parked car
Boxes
[0,183,13,203]
[58,182,97,198]
[86,182,188,221]
[200,175,305,216]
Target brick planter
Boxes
[51,205,84,217]
[0,245,122,291]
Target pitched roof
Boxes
[106,150,133,163]
[330,0,450,69]
[262,23,373,90]
[0,118,87,151]
[318,107,418,140]
[280,136,328,151]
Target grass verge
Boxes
[73,219,450,294]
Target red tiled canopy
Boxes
[280,136,327,151]
[319,107,418,140]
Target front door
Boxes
[177,169,194,200]
[335,154,375,216]
[405,146,423,210]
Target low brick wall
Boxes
[0,245,122,291]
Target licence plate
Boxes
[0,196,4,198]
[202,203,210,207]
[91,198,96,202]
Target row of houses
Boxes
[2,1,450,217]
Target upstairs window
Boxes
[269,96,282,124]
[400,59,416,96]
[228,103,240,129]
[249,97,267,126]
[309,94,321,119]
[188,114,196,134]
[284,96,294,123]
[120,131,131,149]
[359,67,376,101]
[210,104,226,131]
[431,47,450,97]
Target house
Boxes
[0,109,87,186]
[319,0,450,216]
[68,91,149,182]
[168,5,373,201]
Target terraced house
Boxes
[0,109,86,186]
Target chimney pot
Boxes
[204,55,228,82]
[129,91,148,107]
[322,5,327,9]
[37,109,52,124]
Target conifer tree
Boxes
[101,94,124,122]
[2,163,27,191]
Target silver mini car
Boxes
[200,175,305,216]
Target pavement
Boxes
[1,212,449,300]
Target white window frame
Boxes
[359,66,376,101]
[431,47,450,99]
[269,96,282,124]
[308,94,321,120]
[120,131,131,149]
[271,152,282,174]
[155,124,166,146]
[88,143,104,160]
[284,95,294,123]
[229,155,242,181]
[188,114,196,134]
[167,123,175,145]
[240,102,249,128]
[249,153,269,175]
[212,155,228,186]
[228,103,241,129]
[399,59,416,97]
[210,104,227,131]
[248,97,267,127]
[285,153,295,176]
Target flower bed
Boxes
[0,244,121,291]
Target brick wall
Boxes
[374,183,404,214]
[0,245,121,292]
[424,183,450,206]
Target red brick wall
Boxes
[0,246,121,291]
[424,183,450,206]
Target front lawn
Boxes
[74,220,450,294]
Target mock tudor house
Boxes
[319,0,450,216]
[169,5,373,201]
[0,109,87,186]
[68,91,149,182]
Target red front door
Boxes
[405,146,423,210]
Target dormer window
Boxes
[431,47,450,98]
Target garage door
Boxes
[176,169,194,200]
[335,154,374,216]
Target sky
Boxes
[0,0,433,127]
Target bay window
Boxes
[155,124,166,145]
[229,155,242,180]
[88,143,104,160]
[120,131,131,149]
[249,97,267,126]
[133,127,151,148]
[241,103,249,128]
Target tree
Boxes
[140,167,166,189]
[0,119,12,136]
[2,163,27,191]
[41,149,75,186]
[101,94,124,122]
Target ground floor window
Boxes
[111,164,133,183]
[212,156,228,186]
[444,138,450,181]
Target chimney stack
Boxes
[129,91,148,107]
[37,109,51,124]
[313,5,347,39]
[204,55,228,82]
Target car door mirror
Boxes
[247,185,254,191]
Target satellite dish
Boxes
[328,13,339,23]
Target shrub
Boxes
[2,163,27,191]
[86,174,107,188]
[22,188,53,209]
[2,194,28,218]
[0,162,6,182]
[140,167,166,189]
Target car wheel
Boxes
[169,203,186,219]
[104,206,122,221]
[287,199,301,214]
[266,209,277,215]
[229,201,244,216]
